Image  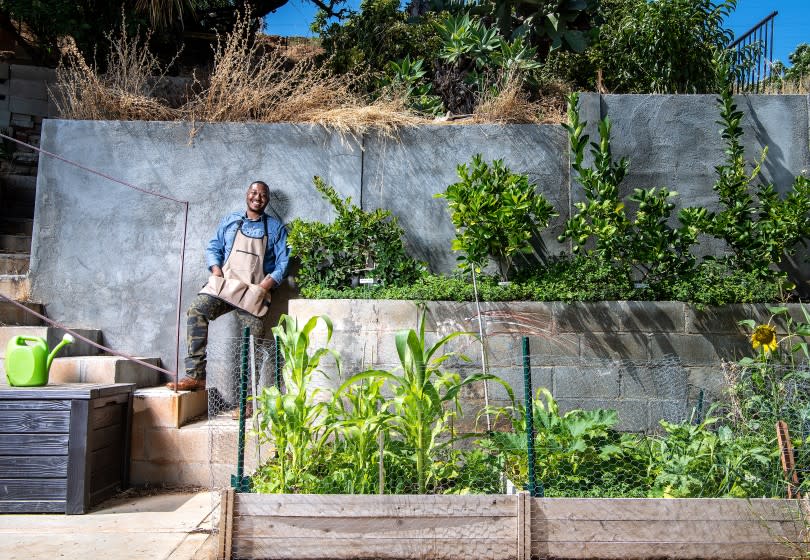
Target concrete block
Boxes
[0,63,9,80]
[0,109,10,128]
[527,334,580,367]
[648,333,751,366]
[0,253,29,275]
[0,233,31,253]
[554,397,648,432]
[619,360,689,401]
[9,78,49,100]
[648,399,691,426]
[10,65,56,82]
[686,366,727,398]
[132,386,209,428]
[0,326,101,358]
[0,274,30,301]
[579,332,649,361]
[553,301,684,334]
[48,355,160,387]
[553,365,620,398]
[9,113,32,128]
[0,300,42,325]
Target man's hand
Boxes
[211,265,224,277]
[259,275,277,291]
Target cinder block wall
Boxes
[29,95,810,383]
[290,300,802,432]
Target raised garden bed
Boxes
[0,383,134,514]
[217,491,808,560]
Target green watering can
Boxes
[5,333,74,387]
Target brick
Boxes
[0,300,43,325]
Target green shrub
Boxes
[588,0,736,93]
[437,153,556,281]
[287,176,426,290]
[561,92,700,284]
[695,87,810,276]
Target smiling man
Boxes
[168,181,289,392]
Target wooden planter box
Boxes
[218,492,810,560]
[0,383,134,514]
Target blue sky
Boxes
[264,0,808,66]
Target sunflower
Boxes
[751,324,778,353]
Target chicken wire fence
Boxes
[192,330,810,502]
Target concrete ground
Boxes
[0,490,219,560]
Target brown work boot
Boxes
[166,376,206,391]
[231,403,253,420]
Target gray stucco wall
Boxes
[29,94,810,379]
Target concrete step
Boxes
[46,355,162,388]
[130,411,274,488]
[0,233,31,253]
[0,218,33,236]
[0,274,30,300]
[0,326,102,358]
[0,299,43,325]
[0,252,28,274]
[0,174,35,219]
[132,386,209,429]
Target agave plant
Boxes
[255,314,341,492]
[340,309,504,493]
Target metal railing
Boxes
[729,10,778,93]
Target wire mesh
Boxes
[203,328,810,502]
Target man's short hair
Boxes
[249,181,269,194]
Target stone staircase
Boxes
[0,292,230,490]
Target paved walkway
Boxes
[0,490,218,560]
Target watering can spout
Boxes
[46,333,74,371]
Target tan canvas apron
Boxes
[199,218,270,317]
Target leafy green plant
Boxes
[652,409,775,498]
[437,154,556,281]
[288,176,425,291]
[434,14,542,112]
[561,92,701,283]
[697,87,810,276]
[254,314,340,492]
[340,309,506,493]
[589,0,736,93]
[378,55,445,116]
[484,387,652,497]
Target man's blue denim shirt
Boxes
[205,211,289,285]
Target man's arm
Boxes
[259,222,289,291]
[205,215,231,276]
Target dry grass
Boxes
[759,75,810,94]
[53,22,180,121]
[472,72,567,124]
[53,11,565,131]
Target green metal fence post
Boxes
[274,334,282,390]
[522,336,543,497]
[231,326,251,492]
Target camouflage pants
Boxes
[185,294,265,380]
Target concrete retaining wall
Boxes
[29,94,810,378]
[289,299,804,432]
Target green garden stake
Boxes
[274,334,282,390]
[231,326,252,493]
[522,336,543,497]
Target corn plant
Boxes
[254,314,341,492]
[326,377,392,494]
[340,310,503,493]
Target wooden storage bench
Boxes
[0,383,135,514]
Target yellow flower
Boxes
[751,324,778,353]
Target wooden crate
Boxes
[0,383,134,514]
